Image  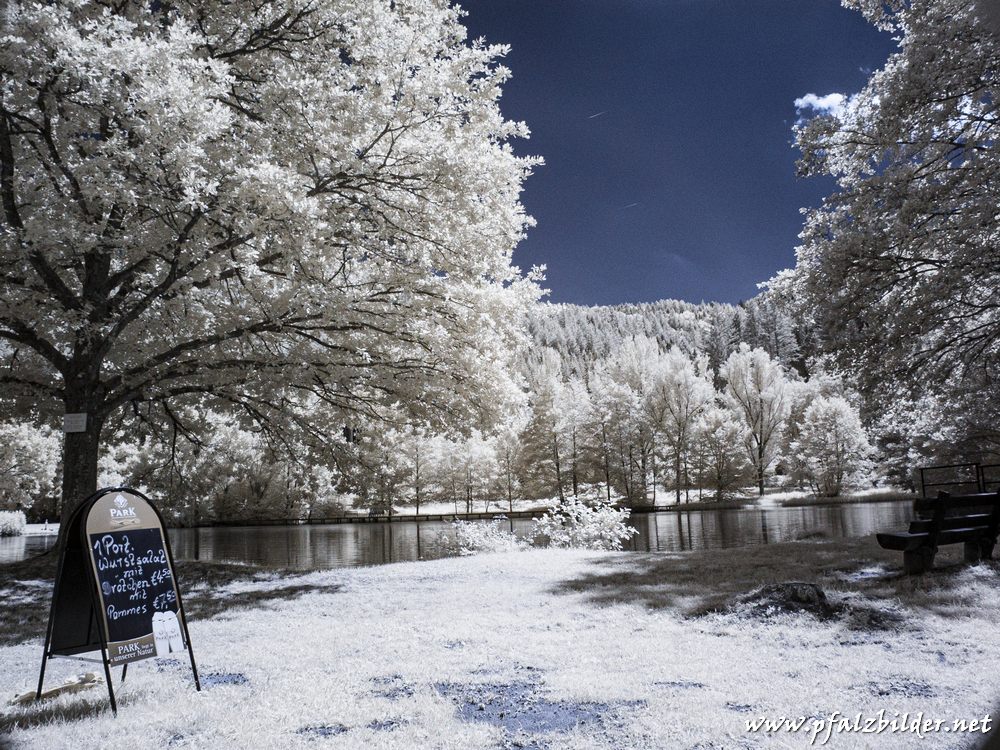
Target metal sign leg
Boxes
[100,646,118,716]
[36,652,49,701]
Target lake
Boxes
[1,500,914,569]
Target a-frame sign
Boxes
[36,487,200,713]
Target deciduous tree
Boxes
[791,395,874,497]
[0,0,540,523]
[771,0,1000,432]
[693,406,751,502]
[0,421,60,514]
[721,345,789,495]
[644,346,714,503]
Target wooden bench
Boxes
[876,490,1000,574]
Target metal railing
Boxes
[919,462,1000,497]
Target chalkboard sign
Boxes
[84,491,184,665]
[37,487,199,714]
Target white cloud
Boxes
[794,93,848,118]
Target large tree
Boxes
[791,395,874,497]
[644,345,714,503]
[721,344,789,496]
[0,0,540,523]
[771,0,1000,420]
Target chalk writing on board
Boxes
[88,526,182,664]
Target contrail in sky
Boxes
[589,110,609,118]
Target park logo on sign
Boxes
[109,494,139,526]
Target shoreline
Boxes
[20,524,59,536]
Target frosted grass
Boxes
[3,547,1000,748]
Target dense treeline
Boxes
[525,297,807,382]
[1,294,875,524]
[341,304,868,514]
[328,320,872,515]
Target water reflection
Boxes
[0,533,58,564]
[1,501,915,569]
[166,518,535,570]
[625,501,914,553]
[163,501,914,570]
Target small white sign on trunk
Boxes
[63,413,87,433]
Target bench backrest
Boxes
[911,490,1000,539]
[914,490,1000,516]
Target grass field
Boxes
[2,537,1000,749]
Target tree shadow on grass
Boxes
[557,536,1000,750]
[1,693,118,734]
[555,535,999,620]
[0,554,340,647]
[178,562,342,621]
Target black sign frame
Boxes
[36,487,201,714]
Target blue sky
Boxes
[458,0,898,307]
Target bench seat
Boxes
[875,531,932,552]
[876,490,1000,574]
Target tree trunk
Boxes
[640,443,648,504]
[552,436,564,503]
[414,459,421,515]
[602,425,611,502]
[571,432,578,498]
[56,359,109,543]
[675,450,682,504]
[651,453,656,505]
[58,411,104,549]
[619,443,630,504]
[757,445,766,496]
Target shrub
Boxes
[0,510,26,536]
[531,498,637,551]
[437,517,528,556]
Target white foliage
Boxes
[0,0,541,512]
[771,0,1000,465]
[588,364,647,501]
[436,517,527,556]
[0,422,61,512]
[791,395,875,496]
[417,429,501,512]
[98,408,344,523]
[694,405,752,501]
[780,375,847,489]
[643,344,715,502]
[0,509,26,536]
[531,497,637,551]
[492,409,530,511]
[722,344,791,495]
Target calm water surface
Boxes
[2,500,914,569]
[167,500,913,570]
[0,532,59,565]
